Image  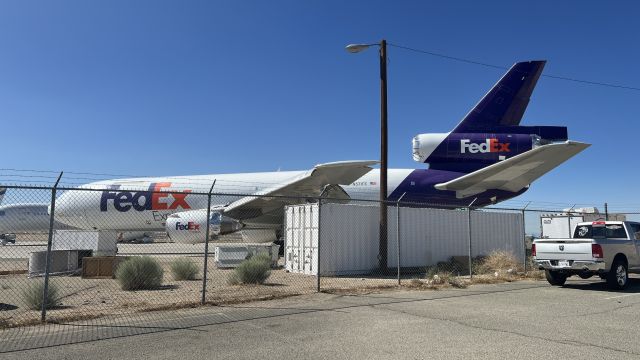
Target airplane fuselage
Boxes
[53,168,525,233]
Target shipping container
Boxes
[285,203,524,276]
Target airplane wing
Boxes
[221,160,378,221]
[434,141,590,198]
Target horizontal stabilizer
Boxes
[434,141,590,198]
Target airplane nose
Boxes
[53,189,92,229]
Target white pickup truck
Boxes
[533,221,640,290]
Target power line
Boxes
[388,42,640,92]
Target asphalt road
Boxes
[2,278,640,359]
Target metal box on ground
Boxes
[214,243,280,268]
[28,250,92,277]
[285,203,525,276]
[53,230,118,256]
[82,256,126,279]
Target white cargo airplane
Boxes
[0,190,151,243]
[27,61,591,243]
[55,161,382,244]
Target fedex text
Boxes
[460,139,510,154]
[175,221,200,231]
[100,182,192,212]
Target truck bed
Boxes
[534,238,594,262]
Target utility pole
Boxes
[379,39,388,272]
[345,39,389,272]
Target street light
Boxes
[346,39,389,272]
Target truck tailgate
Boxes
[535,239,594,261]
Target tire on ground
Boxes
[606,257,628,291]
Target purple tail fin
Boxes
[453,61,546,133]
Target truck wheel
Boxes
[607,259,628,290]
[545,270,567,286]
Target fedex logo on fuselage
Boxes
[460,139,510,154]
[100,182,192,212]
[175,221,200,231]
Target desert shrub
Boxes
[228,253,272,285]
[475,251,520,275]
[170,258,199,281]
[115,256,164,290]
[23,280,59,310]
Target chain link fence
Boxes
[0,183,632,351]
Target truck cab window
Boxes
[605,224,628,238]
[629,223,640,240]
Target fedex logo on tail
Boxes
[460,139,510,154]
[100,182,192,212]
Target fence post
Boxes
[521,202,531,272]
[201,181,216,305]
[316,197,322,292]
[605,203,609,221]
[396,193,406,286]
[566,204,576,238]
[467,198,477,279]
[521,209,527,272]
[41,172,63,322]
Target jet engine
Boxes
[165,209,244,244]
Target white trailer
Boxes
[540,210,626,239]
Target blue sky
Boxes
[1,1,639,210]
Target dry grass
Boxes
[448,277,470,288]
[402,272,471,291]
[475,251,522,274]
[320,285,398,295]
[404,278,439,290]
[524,270,545,280]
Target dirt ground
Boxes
[0,257,402,328]
[1,242,537,329]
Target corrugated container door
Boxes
[285,206,301,273]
